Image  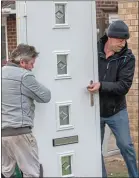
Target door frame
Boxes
[2,16,8,60]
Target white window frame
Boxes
[2,17,8,61]
[52,1,70,29]
[55,101,74,131]
[53,50,71,80]
[58,151,75,177]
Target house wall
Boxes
[96,0,118,38]
[96,0,118,23]
[118,1,139,155]
[7,14,17,56]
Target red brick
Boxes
[7,15,17,56]
[96,0,118,30]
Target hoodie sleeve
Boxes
[21,72,51,103]
[100,54,135,95]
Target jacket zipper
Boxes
[103,56,127,80]
[103,62,110,80]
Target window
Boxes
[57,54,67,75]
[56,101,73,131]
[59,151,74,177]
[61,155,72,176]
[55,4,65,24]
[53,50,71,80]
[59,105,69,126]
[53,2,70,29]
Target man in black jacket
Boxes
[87,20,138,178]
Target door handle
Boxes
[90,80,94,106]
[90,93,94,106]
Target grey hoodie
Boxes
[2,62,51,136]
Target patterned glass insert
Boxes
[55,4,65,24]
[57,55,67,75]
[59,105,69,125]
[61,155,72,176]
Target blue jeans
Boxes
[101,109,138,178]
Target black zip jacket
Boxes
[98,35,135,118]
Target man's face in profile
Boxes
[20,58,36,71]
[109,37,126,52]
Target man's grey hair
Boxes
[9,44,39,63]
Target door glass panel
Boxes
[57,54,67,75]
[61,155,72,176]
[59,105,69,126]
[55,4,65,24]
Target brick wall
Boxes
[118,1,139,154]
[96,0,118,38]
[96,0,118,22]
[7,14,17,56]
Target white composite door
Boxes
[16,1,102,177]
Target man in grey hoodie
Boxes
[2,44,51,177]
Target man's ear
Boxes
[19,59,24,66]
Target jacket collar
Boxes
[98,34,128,58]
[6,61,20,67]
[6,61,32,72]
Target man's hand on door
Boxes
[87,82,101,93]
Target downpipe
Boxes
[24,1,28,44]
